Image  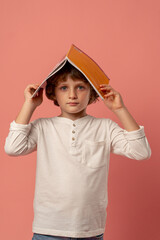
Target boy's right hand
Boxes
[24,84,44,108]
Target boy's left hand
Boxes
[100,84,125,112]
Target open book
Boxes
[31,44,110,100]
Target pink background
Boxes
[1,0,160,239]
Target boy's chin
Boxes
[61,108,87,116]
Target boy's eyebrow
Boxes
[57,81,88,86]
[57,81,67,85]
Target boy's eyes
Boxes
[60,86,67,90]
[78,86,85,90]
[59,86,85,90]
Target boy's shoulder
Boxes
[30,117,55,127]
[30,115,116,127]
[89,115,115,123]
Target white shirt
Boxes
[4,115,151,237]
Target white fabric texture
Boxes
[4,115,151,237]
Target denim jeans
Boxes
[32,233,104,240]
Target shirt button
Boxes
[72,137,75,141]
[72,130,75,134]
[73,123,76,127]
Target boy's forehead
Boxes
[57,76,89,85]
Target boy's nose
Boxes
[69,89,77,99]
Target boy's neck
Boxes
[58,110,88,121]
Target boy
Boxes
[4,62,151,240]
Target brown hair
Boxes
[45,61,99,106]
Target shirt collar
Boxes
[53,115,93,125]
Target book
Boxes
[31,44,110,99]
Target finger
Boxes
[100,85,113,91]
[100,84,112,88]
[28,84,40,89]
[27,86,41,96]
[104,91,115,98]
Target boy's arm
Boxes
[100,84,140,132]
[100,84,151,160]
[15,84,43,124]
[113,107,140,132]
[4,84,43,156]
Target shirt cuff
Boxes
[123,126,146,140]
[9,120,32,134]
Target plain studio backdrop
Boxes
[1,0,160,240]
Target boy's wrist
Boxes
[113,106,140,131]
[112,106,127,115]
[15,101,37,125]
[24,99,38,111]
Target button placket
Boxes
[71,123,77,146]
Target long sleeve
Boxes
[4,120,38,156]
[108,119,151,160]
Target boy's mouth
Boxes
[67,102,79,105]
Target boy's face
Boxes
[54,76,91,119]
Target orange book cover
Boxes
[31,44,110,99]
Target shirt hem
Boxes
[32,226,105,238]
